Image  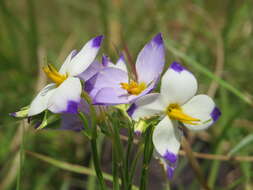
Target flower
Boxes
[27,35,103,116]
[129,62,221,179]
[60,56,110,131]
[88,33,165,105]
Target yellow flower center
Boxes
[43,64,68,86]
[167,104,200,125]
[120,81,146,95]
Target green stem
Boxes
[90,135,107,190]
[125,122,134,188]
[112,121,127,190]
[112,142,120,190]
[140,126,154,190]
[90,111,107,190]
[16,122,25,190]
[129,145,143,190]
[81,93,107,190]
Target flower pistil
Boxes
[43,64,68,86]
[120,81,146,95]
[167,104,200,125]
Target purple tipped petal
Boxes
[163,150,178,164]
[67,36,104,76]
[166,165,175,179]
[170,62,185,73]
[60,100,90,131]
[60,114,84,131]
[136,33,165,84]
[102,55,109,66]
[9,112,16,117]
[71,50,79,59]
[92,35,104,47]
[153,33,163,45]
[211,107,221,122]
[64,101,79,114]
[135,130,142,136]
[47,77,82,114]
[127,103,137,117]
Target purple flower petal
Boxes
[78,60,105,82]
[60,100,90,131]
[60,114,84,131]
[65,101,79,114]
[93,87,129,105]
[88,67,128,100]
[211,107,221,122]
[166,165,175,179]
[170,61,186,73]
[163,150,178,164]
[92,35,104,47]
[136,33,165,84]
[127,103,137,117]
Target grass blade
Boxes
[228,134,253,156]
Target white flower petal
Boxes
[182,94,221,131]
[160,62,198,105]
[152,117,182,163]
[67,36,103,76]
[48,77,82,114]
[59,50,78,74]
[28,83,56,116]
[131,93,165,121]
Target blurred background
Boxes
[1,0,253,189]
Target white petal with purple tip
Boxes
[59,50,78,75]
[182,94,220,131]
[160,62,198,105]
[136,33,165,84]
[48,77,81,113]
[132,93,165,121]
[152,117,182,160]
[28,83,56,116]
[67,36,103,76]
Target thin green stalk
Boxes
[78,112,91,138]
[125,122,134,188]
[16,122,25,190]
[87,135,104,190]
[90,135,107,190]
[81,93,107,190]
[112,120,127,190]
[112,141,120,190]
[129,144,143,189]
[140,126,154,190]
[90,107,107,190]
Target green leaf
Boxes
[228,134,253,156]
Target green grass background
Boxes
[0,0,253,189]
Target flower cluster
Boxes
[12,33,221,179]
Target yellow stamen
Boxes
[43,64,68,86]
[120,81,146,95]
[167,104,200,125]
